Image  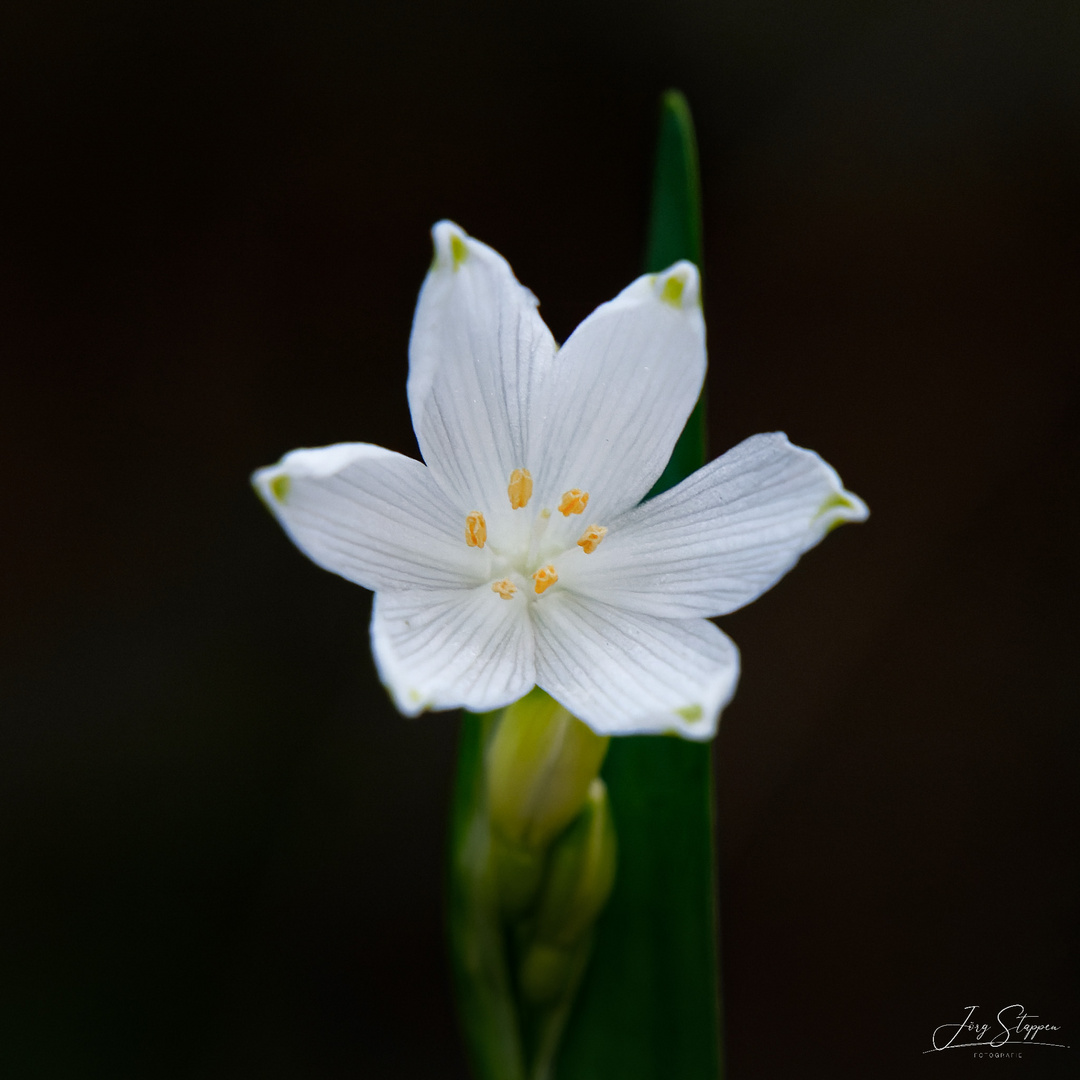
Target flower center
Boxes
[491,578,517,600]
[532,565,558,594]
[463,469,608,599]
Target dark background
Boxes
[2,1,1078,1077]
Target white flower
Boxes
[253,222,867,740]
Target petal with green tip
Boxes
[252,442,488,593]
[531,592,739,739]
[559,432,868,619]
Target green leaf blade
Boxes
[644,89,704,275]
[645,89,707,501]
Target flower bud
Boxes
[486,688,609,851]
[518,941,580,1007]
[531,777,617,949]
[491,837,546,918]
[517,778,617,1006]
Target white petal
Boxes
[371,587,536,716]
[527,262,706,524]
[560,432,869,618]
[252,442,491,592]
[531,592,738,740]
[408,221,558,541]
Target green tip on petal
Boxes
[817,491,856,516]
[653,262,701,312]
[269,474,291,504]
[674,703,704,723]
[450,233,468,269]
[660,274,685,307]
[430,221,470,272]
[813,489,868,534]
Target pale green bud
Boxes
[518,941,580,1007]
[491,838,546,918]
[486,688,609,851]
[531,777,617,949]
[517,778,617,1006]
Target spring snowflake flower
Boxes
[253,222,867,739]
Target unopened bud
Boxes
[491,838,545,918]
[532,777,617,948]
[518,778,617,1006]
[486,688,609,851]
[518,941,580,1007]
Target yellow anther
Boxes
[465,511,487,548]
[533,565,558,594]
[558,489,589,516]
[508,468,533,509]
[491,579,517,600]
[576,524,607,554]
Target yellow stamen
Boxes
[533,565,558,594]
[558,489,589,516]
[491,579,517,600]
[576,524,607,554]
[508,468,533,509]
[465,511,487,548]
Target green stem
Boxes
[447,713,526,1080]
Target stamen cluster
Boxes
[468,471,608,599]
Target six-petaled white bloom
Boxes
[253,222,867,740]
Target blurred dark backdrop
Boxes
[2,1,1078,1077]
